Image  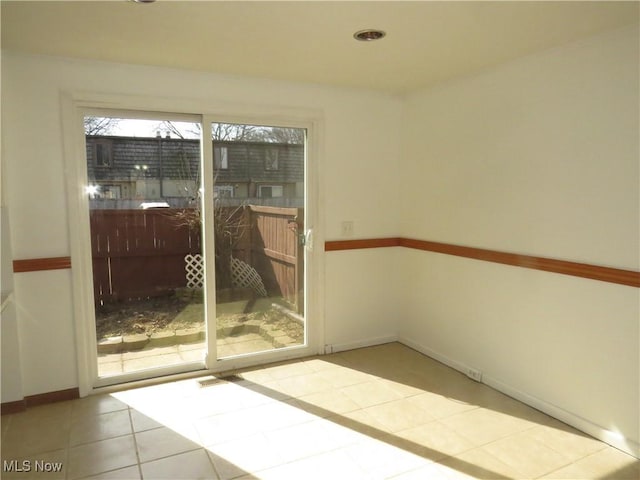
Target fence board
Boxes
[90,209,201,305]
[248,205,303,313]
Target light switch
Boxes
[341,221,354,237]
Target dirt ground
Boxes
[95,295,194,339]
[95,294,303,342]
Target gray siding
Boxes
[86,136,303,184]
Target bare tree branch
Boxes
[84,117,120,135]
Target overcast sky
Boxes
[110,119,200,139]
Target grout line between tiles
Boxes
[127,407,144,480]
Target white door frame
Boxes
[62,92,325,396]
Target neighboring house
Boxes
[85,134,304,208]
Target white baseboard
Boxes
[325,335,398,354]
[398,337,639,459]
[400,337,470,375]
[483,374,640,459]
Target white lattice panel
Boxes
[231,256,267,297]
[184,254,204,288]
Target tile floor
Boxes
[2,343,639,479]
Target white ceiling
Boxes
[1,1,638,94]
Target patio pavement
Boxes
[98,332,277,377]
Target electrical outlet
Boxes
[341,221,354,237]
[466,368,483,382]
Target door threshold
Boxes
[91,366,211,396]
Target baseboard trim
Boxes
[325,335,398,354]
[13,256,72,273]
[324,238,401,251]
[325,238,640,287]
[482,374,640,459]
[1,399,26,415]
[400,337,470,375]
[398,337,639,459]
[26,387,80,407]
[1,387,80,415]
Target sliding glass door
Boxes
[85,115,206,385]
[209,122,306,359]
[81,112,312,387]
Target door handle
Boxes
[302,229,313,251]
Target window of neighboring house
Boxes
[100,185,121,199]
[95,141,113,167]
[214,146,228,170]
[258,185,283,198]
[264,148,279,171]
[214,185,234,198]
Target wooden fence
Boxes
[249,205,304,312]
[90,209,201,305]
[90,206,303,312]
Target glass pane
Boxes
[212,123,306,358]
[85,117,206,380]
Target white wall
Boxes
[324,248,402,351]
[1,68,23,402]
[0,51,403,397]
[399,26,639,455]
[1,206,23,403]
